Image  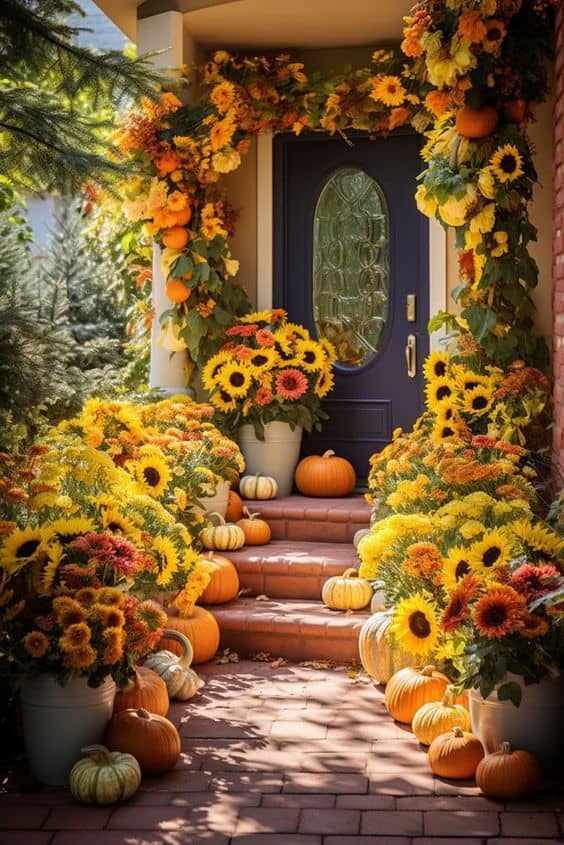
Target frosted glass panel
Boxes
[313,168,389,368]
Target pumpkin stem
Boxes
[420,665,437,676]
[499,741,512,755]
[207,512,226,525]
[160,628,194,669]
[452,726,464,738]
[137,708,151,719]
[241,506,260,520]
[81,744,113,765]
[322,450,336,458]
[342,568,359,578]
[442,685,456,707]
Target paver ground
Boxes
[1,660,563,844]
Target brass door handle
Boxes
[405,334,416,378]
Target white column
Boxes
[137,12,187,392]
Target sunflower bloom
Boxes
[218,362,253,398]
[468,531,512,574]
[490,144,524,183]
[59,622,92,652]
[371,75,406,106]
[473,586,526,638]
[389,594,439,656]
[133,452,171,498]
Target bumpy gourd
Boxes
[239,473,278,500]
[144,629,203,701]
[412,685,471,746]
[69,744,141,805]
[200,512,245,551]
[358,611,416,684]
[322,568,372,610]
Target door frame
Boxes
[256,130,447,352]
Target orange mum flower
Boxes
[425,91,451,118]
[23,630,49,658]
[519,612,549,639]
[256,386,274,406]
[59,622,91,652]
[403,542,443,581]
[275,368,308,401]
[63,645,97,669]
[473,586,527,638]
[458,10,487,43]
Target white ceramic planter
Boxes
[239,421,303,497]
[469,674,564,766]
[195,479,230,518]
[20,674,116,785]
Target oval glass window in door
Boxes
[313,167,389,368]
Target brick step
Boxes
[239,494,371,543]
[228,540,359,600]
[209,597,369,663]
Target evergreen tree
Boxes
[0,0,162,193]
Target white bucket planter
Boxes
[195,479,230,518]
[20,674,116,785]
[469,674,564,766]
[239,421,303,497]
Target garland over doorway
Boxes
[114,0,556,374]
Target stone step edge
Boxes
[228,541,360,576]
[240,494,371,526]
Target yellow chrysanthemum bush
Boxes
[202,309,336,437]
[60,394,245,522]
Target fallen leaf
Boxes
[238,587,253,597]
[255,594,270,601]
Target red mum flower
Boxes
[275,368,308,401]
[510,563,560,602]
[225,324,258,337]
[256,386,274,406]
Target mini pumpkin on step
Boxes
[322,568,372,611]
[237,507,272,545]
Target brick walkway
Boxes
[1,660,563,845]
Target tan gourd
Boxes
[358,611,416,684]
[200,512,245,551]
[412,685,471,746]
[322,568,372,610]
[144,629,203,701]
[239,473,278,500]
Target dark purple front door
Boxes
[273,130,429,478]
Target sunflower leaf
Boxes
[496,681,522,707]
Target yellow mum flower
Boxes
[438,187,476,228]
[469,202,496,235]
[491,231,509,257]
[477,167,496,199]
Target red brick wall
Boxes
[554,3,564,475]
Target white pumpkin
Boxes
[321,568,373,611]
[144,629,203,701]
[239,473,278,500]
[200,512,245,551]
[358,611,417,684]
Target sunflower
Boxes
[423,351,450,382]
[217,361,253,398]
[0,526,51,574]
[153,536,180,586]
[371,74,406,106]
[247,348,279,373]
[468,530,512,575]
[48,517,95,544]
[273,328,295,358]
[314,369,335,398]
[133,453,171,498]
[53,597,85,627]
[473,585,526,638]
[490,144,524,184]
[389,593,439,656]
[510,520,564,559]
[462,384,494,416]
[442,575,481,633]
[293,339,326,372]
[240,309,285,324]
[210,80,236,113]
[39,542,64,595]
[519,612,549,639]
[318,336,337,366]
[425,377,457,412]
[442,546,472,591]
[453,369,491,394]
[275,368,309,401]
[100,509,142,543]
[431,419,462,445]
[201,352,230,393]
[23,630,49,659]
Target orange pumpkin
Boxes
[113,666,169,717]
[384,665,449,724]
[106,708,180,775]
[225,490,244,522]
[159,606,220,664]
[174,206,192,227]
[503,99,528,123]
[198,552,240,605]
[237,507,272,545]
[428,726,485,779]
[165,278,191,303]
[476,742,542,799]
[294,450,356,497]
[162,226,189,250]
[455,106,499,139]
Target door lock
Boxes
[406,294,416,322]
[405,334,417,379]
